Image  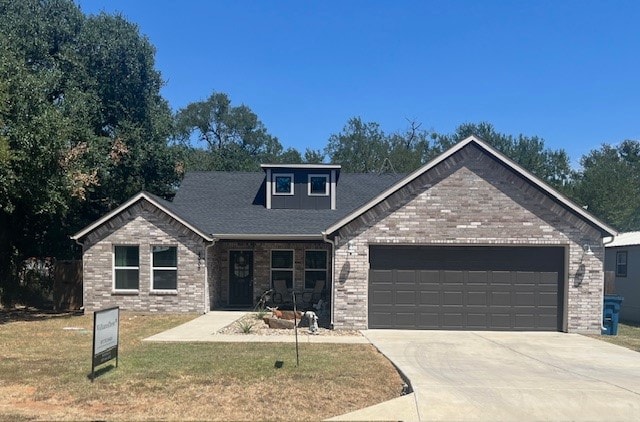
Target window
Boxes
[616,251,628,277]
[305,250,327,289]
[152,246,178,290]
[114,246,139,290]
[308,174,329,196]
[273,173,294,195]
[271,250,294,289]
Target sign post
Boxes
[91,306,120,381]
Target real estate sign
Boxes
[91,306,119,380]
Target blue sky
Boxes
[76,0,639,167]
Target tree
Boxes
[0,0,179,305]
[325,117,392,173]
[175,91,305,171]
[573,141,640,231]
[432,122,572,190]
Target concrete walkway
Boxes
[143,311,368,344]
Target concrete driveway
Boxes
[363,330,640,421]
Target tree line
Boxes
[1,0,638,305]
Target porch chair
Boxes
[272,279,292,304]
[302,279,325,305]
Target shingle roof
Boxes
[170,171,406,237]
[604,231,640,247]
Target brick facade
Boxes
[81,200,208,313]
[332,144,605,333]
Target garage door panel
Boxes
[491,271,512,285]
[420,291,440,305]
[442,313,464,328]
[466,313,488,328]
[491,291,511,306]
[368,246,564,331]
[395,270,417,284]
[443,271,464,284]
[515,292,535,306]
[443,291,464,305]
[515,314,535,329]
[468,271,488,284]
[539,292,557,306]
[396,291,416,305]
[372,290,393,305]
[540,272,559,285]
[514,272,537,285]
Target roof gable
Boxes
[71,192,213,242]
[324,136,617,237]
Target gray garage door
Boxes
[369,246,564,331]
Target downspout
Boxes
[322,232,336,329]
[73,238,85,311]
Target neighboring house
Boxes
[604,231,640,323]
[72,136,617,333]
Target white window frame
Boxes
[616,251,628,277]
[272,173,294,195]
[304,249,328,289]
[112,245,140,293]
[308,174,329,196]
[271,249,295,289]
[151,245,178,292]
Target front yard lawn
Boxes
[594,322,640,352]
[0,310,404,421]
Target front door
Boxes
[229,251,253,306]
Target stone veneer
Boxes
[81,200,208,313]
[208,240,331,308]
[332,144,605,333]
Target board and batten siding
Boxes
[332,144,605,333]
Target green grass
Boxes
[0,310,404,421]
[595,322,640,352]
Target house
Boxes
[72,136,616,333]
[604,231,640,323]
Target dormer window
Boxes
[273,173,294,195]
[308,175,329,196]
[262,164,340,209]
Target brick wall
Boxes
[82,200,208,313]
[333,144,605,333]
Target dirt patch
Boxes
[218,312,362,337]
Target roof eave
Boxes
[213,233,324,241]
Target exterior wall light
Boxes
[583,244,594,256]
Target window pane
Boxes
[305,270,326,289]
[310,176,327,194]
[115,269,139,289]
[272,270,293,289]
[115,246,139,267]
[275,176,292,193]
[153,246,177,267]
[272,251,293,268]
[153,270,177,290]
[305,250,326,269]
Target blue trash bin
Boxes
[602,295,624,335]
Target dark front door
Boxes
[229,251,253,306]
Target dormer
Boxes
[261,164,341,210]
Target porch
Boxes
[208,240,332,312]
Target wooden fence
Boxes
[53,260,83,311]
